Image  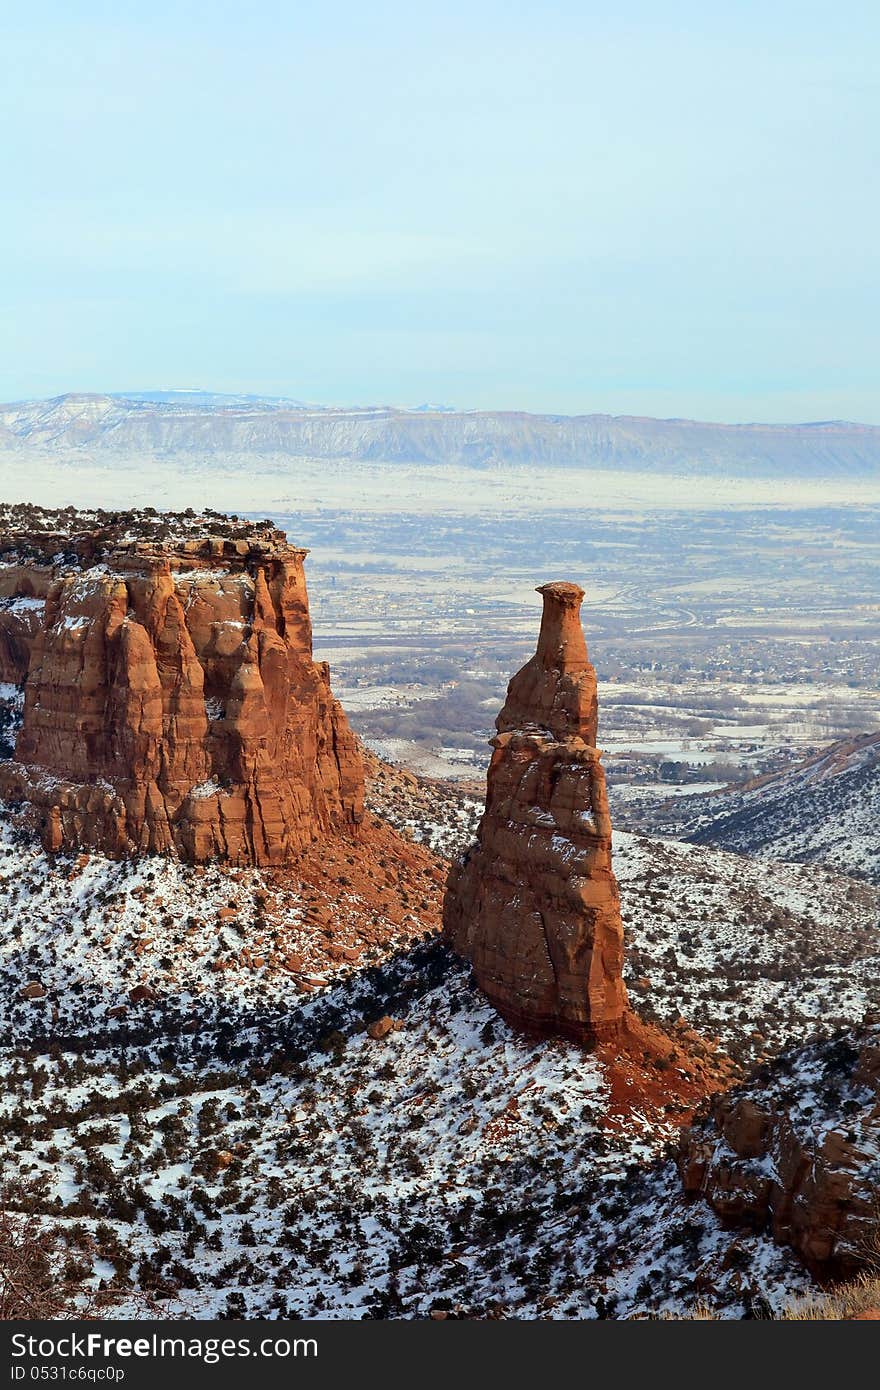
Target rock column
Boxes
[443,582,626,1042]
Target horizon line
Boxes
[1,388,878,432]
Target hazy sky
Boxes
[3,1,879,420]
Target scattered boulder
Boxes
[18,981,46,1000]
[366,1015,395,1041]
[128,983,158,1004]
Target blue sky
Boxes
[3,1,878,420]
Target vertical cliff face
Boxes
[0,506,363,864]
[443,581,627,1042]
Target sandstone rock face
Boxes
[443,582,626,1041]
[496,581,599,743]
[678,1027,880,1275]
[0,506,363,864]
[0,567,48,685]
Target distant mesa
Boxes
[443,580,628,1041]
[0,503,363,864]
[2,392,880,477]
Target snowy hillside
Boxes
[0,928,811,1320]
[0,799,821,1320]
[680,733,880,883]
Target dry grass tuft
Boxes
[778,1275,880,1321]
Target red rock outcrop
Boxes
[0,567,49,685]
[678,1027,880,1275]
[0,505,363,864]
[443,582,627,1042]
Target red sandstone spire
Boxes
[443,577,626,1043]
[534,581,590,669]
[496,580,598,744]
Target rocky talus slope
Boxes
[0,504,362,864]
[444,583,627,1041]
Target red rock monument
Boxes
[0,506,363,864]
[443,582,627,1042]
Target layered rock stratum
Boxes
[443,582,627,1041]
[0,503,363,864]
